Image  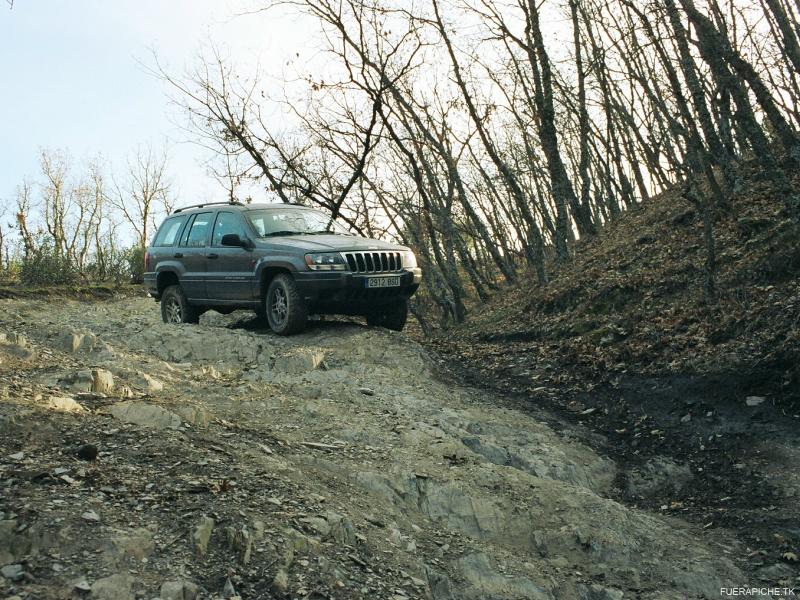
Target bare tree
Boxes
[0,204,8,271]
[14,181,36,258]
[150,0,800,324]
[109,144,172,248]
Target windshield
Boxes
[245,208,351,237]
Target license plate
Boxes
[365,276,400,288]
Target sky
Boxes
[0,0,313,215]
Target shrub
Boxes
[125,245,146,284]
[0,260,21,285]
[19,243,79,286]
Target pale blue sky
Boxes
[0,1,310,214]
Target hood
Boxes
[258,234,408,252]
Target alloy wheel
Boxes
[165,297,182,323]
[270,287,288,325]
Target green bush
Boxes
[19,243,79,286]
[11,241,147,286]
[125,245,146,284]
[0,260,21,285]
[85,250,126,284]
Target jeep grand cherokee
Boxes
[143,202,422,335]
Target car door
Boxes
[176,211,213,300]
[207,211,255,301]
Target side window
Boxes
[185,212,213,248]
[152,216,187,247]
[178,215,196,247]
[212,212,247,247]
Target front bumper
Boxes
[294,268,421,313]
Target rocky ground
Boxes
[0,295,791,599]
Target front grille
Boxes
[344,251,403,273]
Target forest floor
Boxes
[0,291,780,600]
[425,171,800,597]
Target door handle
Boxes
[207,253,219,259]
[173,253,183,258]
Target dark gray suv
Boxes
[143,202,421,335]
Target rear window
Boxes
[152,216,187,247]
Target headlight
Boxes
[305,252,347,271]
[401,250,417,269]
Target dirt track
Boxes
[0,295,788,599]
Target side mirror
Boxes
[221,233,250,248]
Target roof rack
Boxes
[173,201,245,214]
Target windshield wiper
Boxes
[262,229,354,237]
[307,229,354,236]
[262,230,310,237]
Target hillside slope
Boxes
[427,170,800,584]
[438,168,800,400]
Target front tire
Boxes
[265,274,308,335]
[366,300,408,332]
[160,285,200,324]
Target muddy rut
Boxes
[0,296,746,599]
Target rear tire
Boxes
[265,274,308,335]
[160,285,200,324]
[366,300,408,332]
